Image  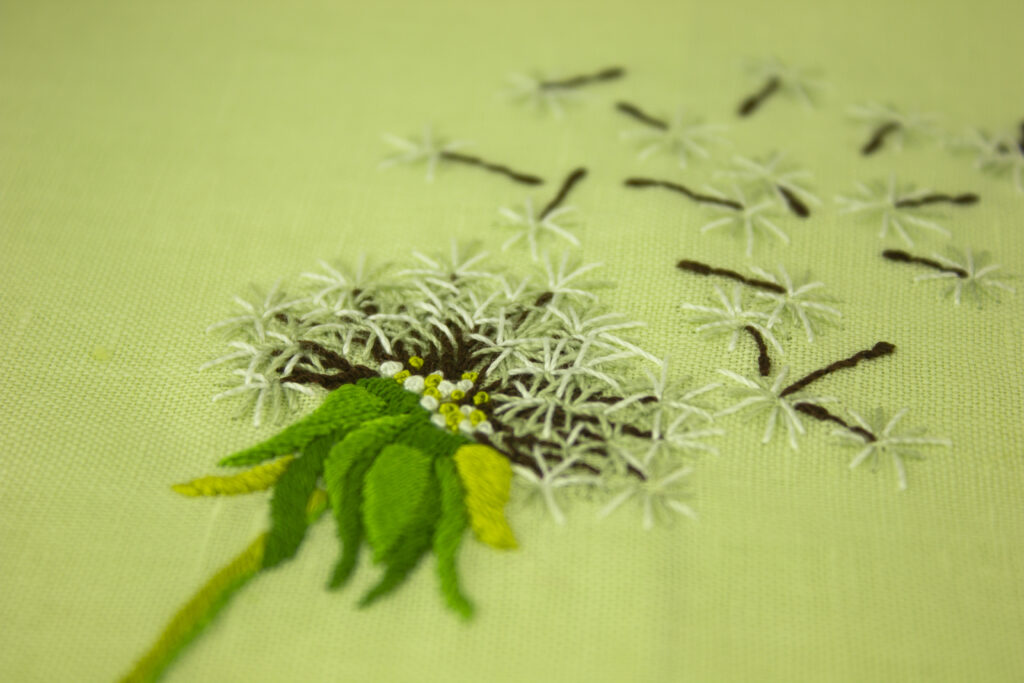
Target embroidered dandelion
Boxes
[619,105,729,169]
[682,284,782,375]
[747,265,842,342]
[505,67,624,118]
[716,366,835,451]
[125,234,730,681]
[598,460,697,529]
[715,342,896,451]
[497,168,587,259]
[833,408,951,490]
[381,124,543,185]
[736,57,825,116]
[836,176,972,247]
[947,126,1024,193]
[849,102,938,155]
[697,184,790,257]
[885,248,1015,306]
[677,259,842,345]
[716,153,821,218]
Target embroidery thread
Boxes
[381,125,543,185]
[506,67,625,117]
[848,103,937,155]
[618,104,729,168]
[836,176,974,246]
[883,248,1015,305]
[735,57,825,116]
[125,240,723,680]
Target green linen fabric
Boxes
[2,0,1023,681]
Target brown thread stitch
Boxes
[744,325,772,376]
[737,76,781,117]
[282,341,377,389]
[882,249,968,278]
[676,259,786,294]
[777,185,810,218]
[861,121,901,155]
[540,67,625,90]
[780,342,896,398]
[624,178,743,210]
[439,151,543,185]
[793,403,876,442]
[893,193,979,209]
[539,168,588,220]
[615,102,669,130]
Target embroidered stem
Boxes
[120,534,266,683]
[777,184,810,217]
[793,403,876,442]
[439,151,543,186]
[539,167,588,220]
[780,342,896,398]
[540,67,625,89]
[676,259,785,293]
[882,249,968,278]
[860,121,901,155]
[893,193,979,208]
[615,101,669,130]
[744,325,772,376]
[737,76,781,117]
[624,177,743,210]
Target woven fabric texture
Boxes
[2,0,1022,681]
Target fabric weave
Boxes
[1,0,1022,681]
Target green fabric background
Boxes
[2,0,1023,681]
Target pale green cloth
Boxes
[2,0,1023,681]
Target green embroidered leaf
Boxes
[262,436,333,570]
[357,376,425,415]
[362,443,436,563]
[434,456,473,619]
[454,444,518,549]
[393,417,470,459]
[323,414,415,589]
[359,474,441,609]
[220,384,385,467]
[172,456,294,497]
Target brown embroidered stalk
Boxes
[882,249,968,278]
[861,121,901,155]
[540,67,625,90]
[780,342,896,398]
[777,185,810,217]
[893,193,979,209]
[793,403,876,442]
[676,259,785,293]
[439,150,543,185]
[744,326,772,376]
[737,76,781,117]
[615,101,669,130]
[624,177,743,210]
[539,167,588,220]
[282,341,377,389]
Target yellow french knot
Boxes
[453,444,518,550]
